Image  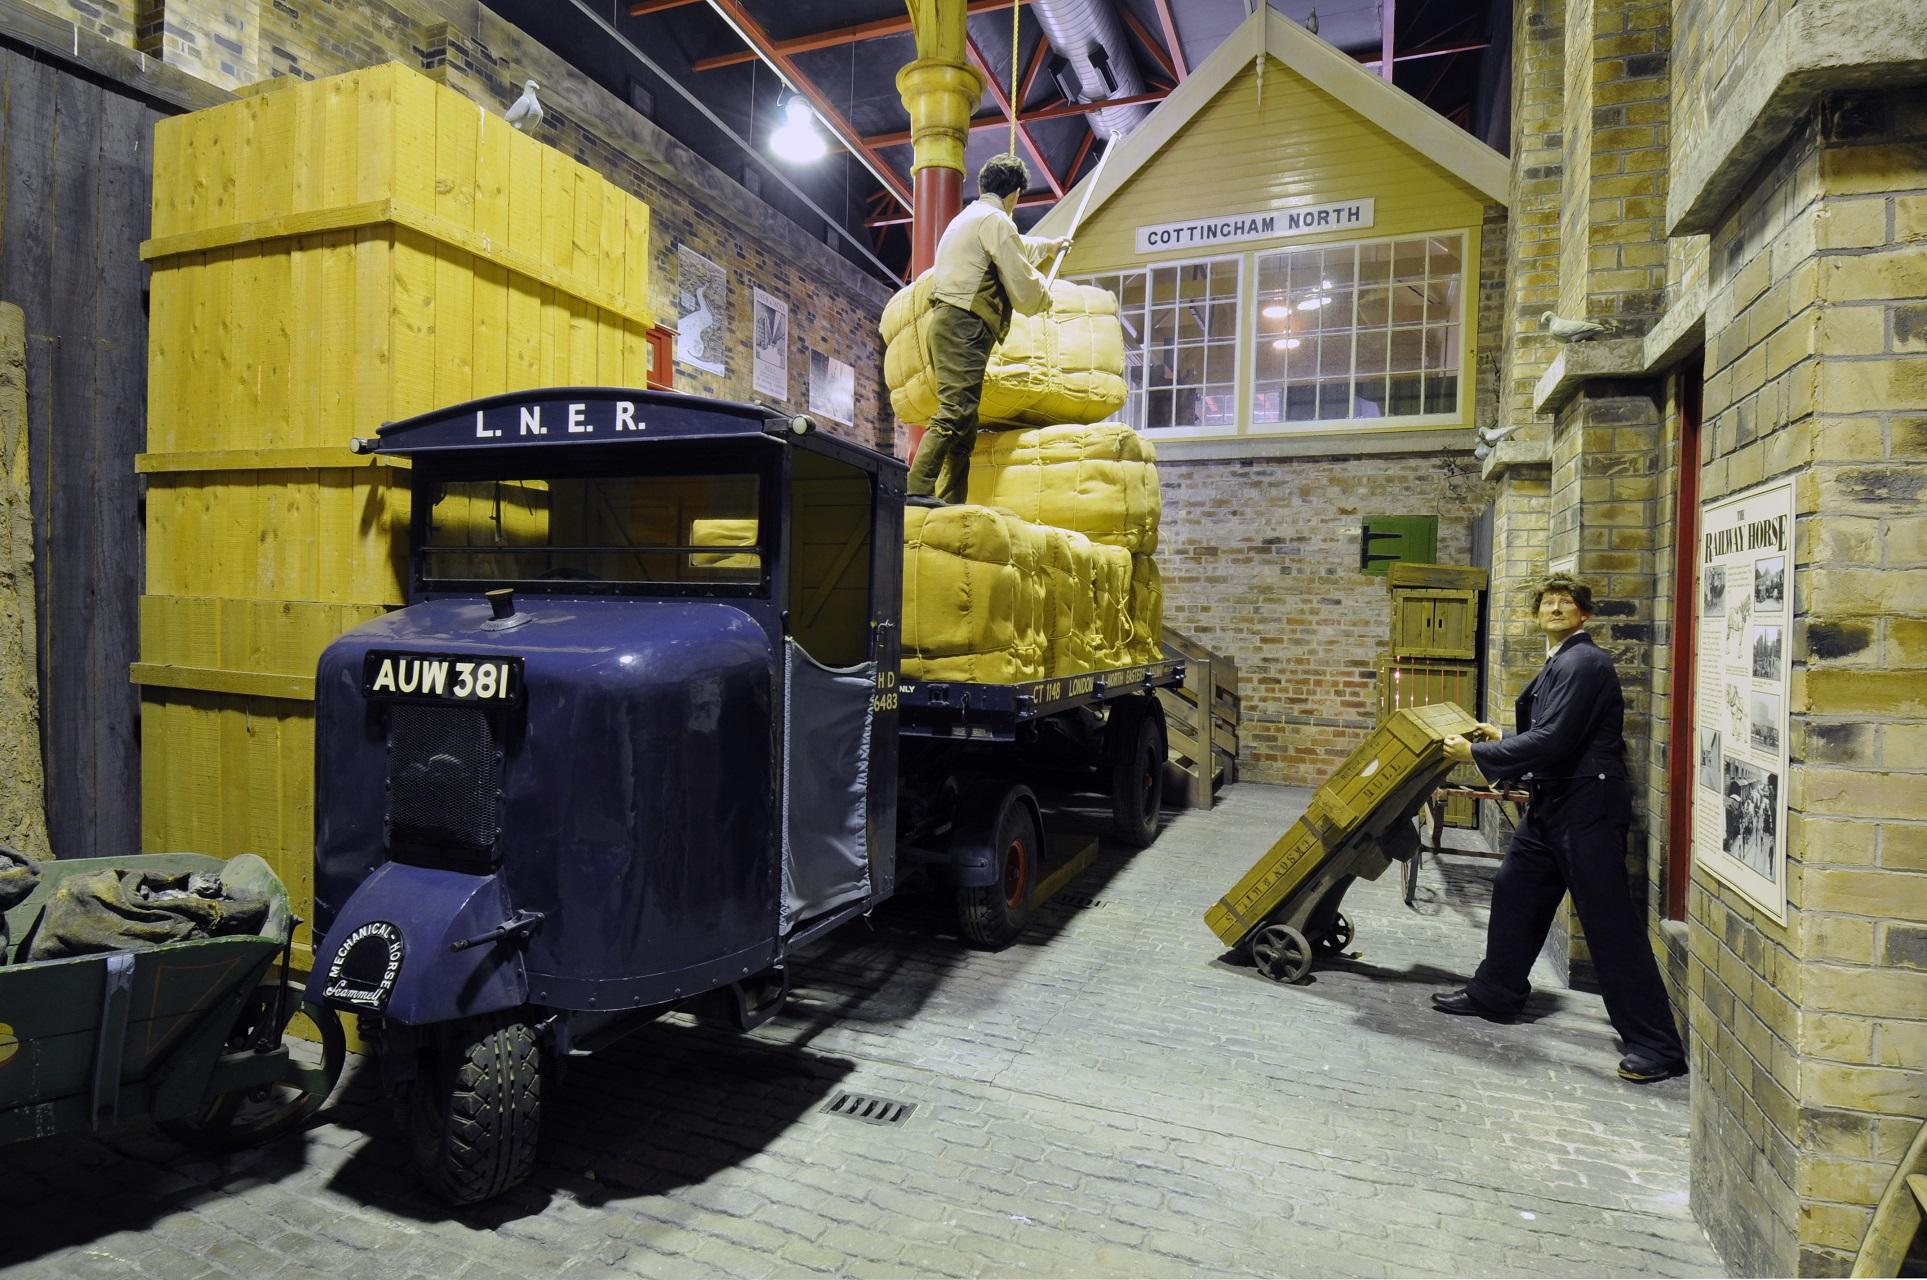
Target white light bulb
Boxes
[1261,304,1291,319]
[771,98,827,164]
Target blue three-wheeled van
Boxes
[308,388,1179,1202]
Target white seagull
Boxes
[1540,310,1608,342]
[506,80,543,134]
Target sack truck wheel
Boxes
[409,1011,542,1205]
[1248,923,1314,984]
[1108,698,1166,849]
[955,788,1042,950]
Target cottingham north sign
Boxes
[1134,199,1376,254]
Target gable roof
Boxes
[1032,8,1509,239]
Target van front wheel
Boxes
[409,1012,541,1205]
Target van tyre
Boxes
[1109,700,1166,848]
[955,790,1040,950]
[409,1012,541,1205]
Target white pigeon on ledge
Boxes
[1540,310,1608,342]
[506,80,543,134]
[1473,421,1525,460]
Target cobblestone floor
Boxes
[2,783,1724,1279]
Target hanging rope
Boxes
[1009,0,1021,157]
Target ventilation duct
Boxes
[1028,0,1154,138]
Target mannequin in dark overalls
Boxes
[905,154,1068,506]
[1434,574,1688,1084]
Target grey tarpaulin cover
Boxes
[781,641,874,932]
[26,865,270,961]
[0,844,41,963]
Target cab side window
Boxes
[787,451,873,667]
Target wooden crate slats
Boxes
[137,64,657,938]
[144,469,405,601]
[140,597,385,677]
[355,231,397,433]
[1207,704,1477,945]
[1156,629,1242,809]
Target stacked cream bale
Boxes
[884,275,1162,683]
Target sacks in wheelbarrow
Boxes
[0,852,344,1150]
[1206,703,1478,976]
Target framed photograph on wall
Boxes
[1692,476,1793,924]
[809,349,854,424]
[752,289,788,401]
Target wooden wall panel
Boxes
[0,43,160,859]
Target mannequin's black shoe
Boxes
[1429,989,1514,1022]
[1617,1051,1688,1083]
[905,494,945,508]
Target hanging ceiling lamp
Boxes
[770,95,827,164]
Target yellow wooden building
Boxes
[1033,8,1509,459]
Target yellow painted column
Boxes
[897,0,986,274]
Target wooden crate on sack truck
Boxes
[1205,703,1478,975]
[134,63,654,964]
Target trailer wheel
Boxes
[162,983,345,1151]
[1249,923,1313,984]
[408,1012,541,1205]
[1108,700,1166,848]
[955,791,1040,950]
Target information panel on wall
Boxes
[1693,476,1793,924]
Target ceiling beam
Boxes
[1150,0,1188,79]
[565,0,898,280]
[862,89,1169,148]
[1380,0,1395,81]
[866,193,1055,227]
[1118,7,1177,83]
[1359,38,1490,69]
[1018,35,1051,105]
[691,0,1032,72]
[965,33,1064,198]
[699,0,911,205]
[1066,128,1096,186]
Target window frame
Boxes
[1074,228,1473,443]
[1247,230,1469,436]
[1080,253,1246,439]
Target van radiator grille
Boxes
[387,704,499,855]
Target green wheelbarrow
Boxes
[0,852,344,1150]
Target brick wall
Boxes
[1559,0,1672,334]
[1159,455,1492,787]
[25,0,897,453]
[1685,88,1927,1277]
[1483,0,1562,765]
[38,0,137,45]
[1556,0,1594,324]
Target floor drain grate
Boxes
[1052,892,1105,910]
[821,1091,917,1126]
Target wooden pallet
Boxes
[1159,627,1239,810]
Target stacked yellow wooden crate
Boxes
[135,63,654,956]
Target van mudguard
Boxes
[305,862,529,1026]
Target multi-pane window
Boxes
[1078,257,1241,432]
[1252,235,1463,426]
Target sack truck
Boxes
[306,388,1180,1203]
